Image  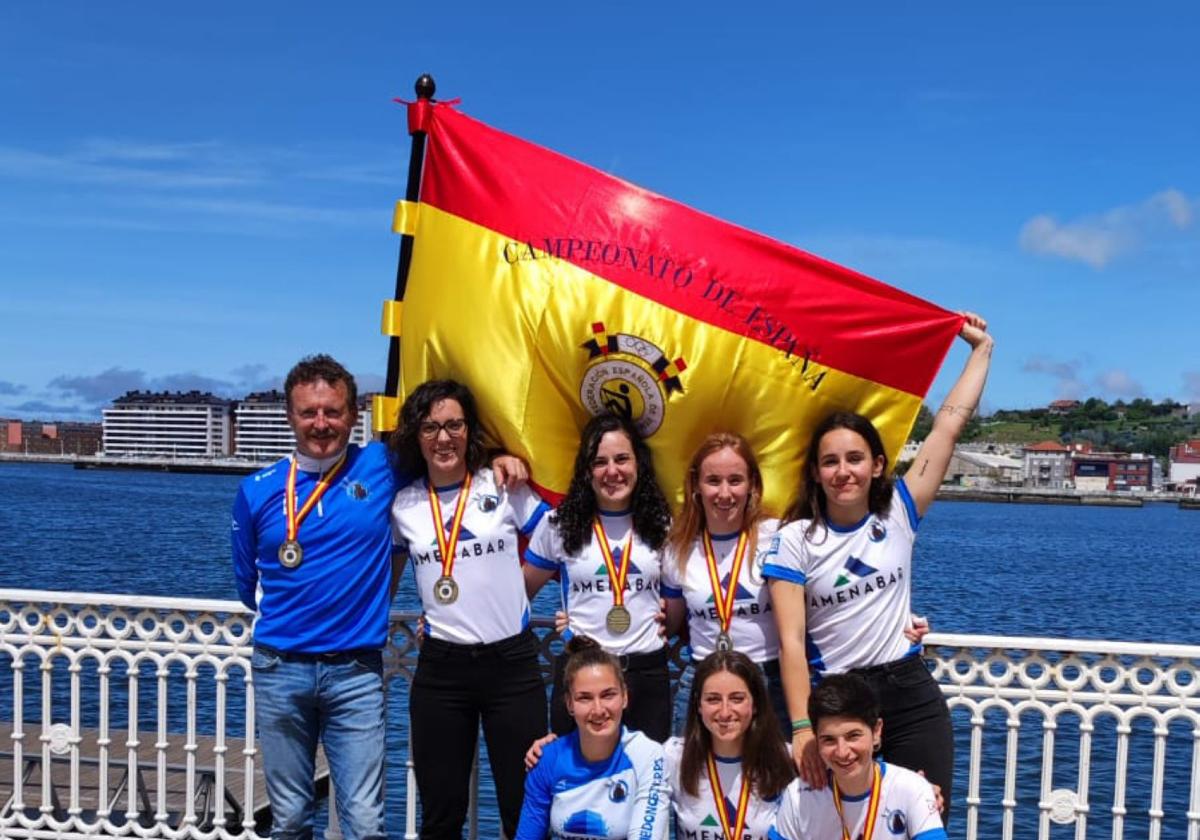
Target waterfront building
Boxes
[1,419,101,455]
[102,391,232,458]
[1168,438,1200,486]
[1072,450,1155,492]
[946,448,1024,487]
[233,390,374,461]
[1022,440,1072,488]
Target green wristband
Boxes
[791,718,812,732]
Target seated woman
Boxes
[524,412,674,741]
[769,674,946,840]
[515,635,669,839]
[666,651,794,840]
[662,433,790,738]
[388,379,550,839]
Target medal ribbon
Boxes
[705,752,751,840]
[832,761,882,840]
[284,451,349,541]
[592,518,634,607]
[702,530,750,635]
[428,472,473,579]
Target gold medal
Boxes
[606,605,632,635]
[280,451,348,570]
[593,519,635,637]
[434,575,459,605]
[427,473,472,609]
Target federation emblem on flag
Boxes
[377,89,964,510]
[579,322,686,437]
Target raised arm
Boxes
[904,312,994,516]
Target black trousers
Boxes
[410,628,548,839]
[549,645,671,742]
[852,654,956,825]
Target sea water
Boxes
[0,461,1196,837]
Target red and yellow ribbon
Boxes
[832,761,882,840]
[592,518,634,607]
[702,530,750,636]
[284,452,349,542]
[428,472,473,580]
[705,752,751,840]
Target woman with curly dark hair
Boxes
[524,411,674,741]
[388,378,549,839]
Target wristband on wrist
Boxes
[791,718,812,733]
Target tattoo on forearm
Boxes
[918,460,929,476]
[938,404,976,419]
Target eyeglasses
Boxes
[418,418,467,440]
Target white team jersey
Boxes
[661,520,782,663]
[769,762,946,840]
[390,469,547,645]
[663,737,783,840]
[527,510,664,655]
[762,482,920,674]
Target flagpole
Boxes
[384,73,436,398]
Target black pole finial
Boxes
[415,74,436,101]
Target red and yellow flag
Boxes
[378,101,962,512]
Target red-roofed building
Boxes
[1168,439,1200,486]
[1048,399,1081,414]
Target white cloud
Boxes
[1018,188,1195,269]
[1095,369,1144,399]
[1022,355,1087,399]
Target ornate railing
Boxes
[0,590,1197,839]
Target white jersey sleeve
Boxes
[526,514,564,572]
[626,732,669,840]
[762,521,809,586]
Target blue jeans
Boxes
[252,646,387,840]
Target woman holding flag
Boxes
[524,412,674,741]
[389,379,551,840]
[766,312,992,818]
[660,433,790,738]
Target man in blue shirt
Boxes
[232,355,397,840]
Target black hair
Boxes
[551,412,671,555]
[388,379,488,478]
[807,673,882,731]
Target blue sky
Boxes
[1,2,1197,420]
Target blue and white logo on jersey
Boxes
[704,570,754,603]
[834,556,878,587]
[608,779,628,802]
[476,493,499,512]
[344,480,370,500]
[870,520,887,542]
[563,809,608,835]
[885,807,908,834]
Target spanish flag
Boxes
[379,99,962,513]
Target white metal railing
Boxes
[1,590,1197,839]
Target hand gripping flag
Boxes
[378,96,963,512]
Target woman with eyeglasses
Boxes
[389,378,551,840]
[523,412,674,742]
